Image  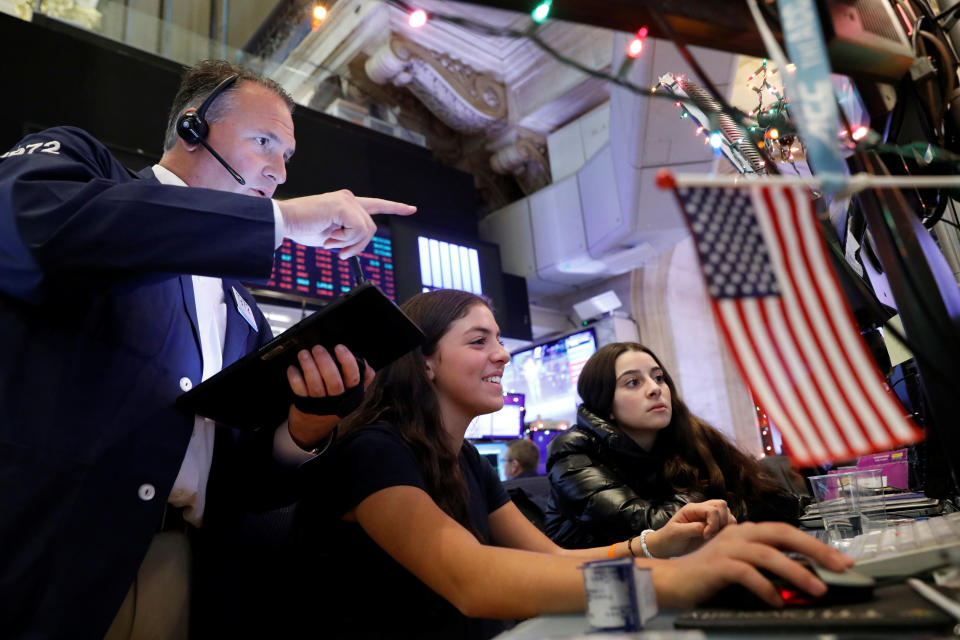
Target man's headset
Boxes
[176,74,246,185]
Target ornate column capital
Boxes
[488,132,551,195]
[364,34,507,135]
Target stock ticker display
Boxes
[260,233,396,303]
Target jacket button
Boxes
[138,484,156,501]
[179,376,192,392]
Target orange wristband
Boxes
[607,542,618,559]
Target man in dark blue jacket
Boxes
[0,60,414,639]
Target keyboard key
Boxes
[848,514,960,578]
[913,519,935,548]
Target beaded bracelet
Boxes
[639,528,655,558]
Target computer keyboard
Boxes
[674,581,954,632]
[845,512,960,578]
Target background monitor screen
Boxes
[465,393,525,440]
[246,229,395,304]
[416,235,483,295]
[390,220,512,333]
[529,429,564,476]
[501,329,598,426]
[471,441,511,481]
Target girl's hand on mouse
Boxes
[646,522,854,609]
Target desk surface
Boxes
[494,582,957,639]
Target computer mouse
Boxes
[700,559,876,609]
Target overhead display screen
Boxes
[251,231,395,303]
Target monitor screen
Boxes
[501,329,598,426]
[245,229,395,305]
[529,428,564,476]
[465,393,525,440]
[389,220,513,335]
[417,235,484,295]
[471,441,511,481]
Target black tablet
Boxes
[176,282,424,429]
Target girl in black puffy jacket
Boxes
[544,342,803,549]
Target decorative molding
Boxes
[489,134,551,195]
[364,33,507,135]
[8,1,33,20]
[27,0,101,29]
[346,54,462,162]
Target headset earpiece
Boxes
[172,73,246,185]
[175,74,238,145]
[176,109,206,145]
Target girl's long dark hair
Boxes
[339,289,489,539]
[577,343,782,511]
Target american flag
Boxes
[675,183,923,466]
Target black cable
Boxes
[855,152,960,372]
[350,256,367,285]
[825,227,928,363]
[888,368,921,394]
[757,0,781,27]
[933,1,960,21]
[931,216,960,230]
[912,0,960,64]
[922,196,949,228]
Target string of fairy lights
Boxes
[739,59,804,166]
[304,0,956,454]
[305,0,960,176]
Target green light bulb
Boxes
[532,0,551,23]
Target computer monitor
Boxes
[389,220,525,338]
[501,328,598,426]
[529,428,565,476]
[465,393,525,440]
[471,441,511,481]
[837,185,960,497]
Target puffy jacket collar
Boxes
[575,405,652,458]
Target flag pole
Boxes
[655,169,960,194]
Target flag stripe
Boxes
[773,187,879,450]
[759,186,870,457]
[747,299,831,458]
[767,294,856,457]
[713,299,814,463]
[738,299,828,459]
[781,187,893,450]
[790,189,922,443]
